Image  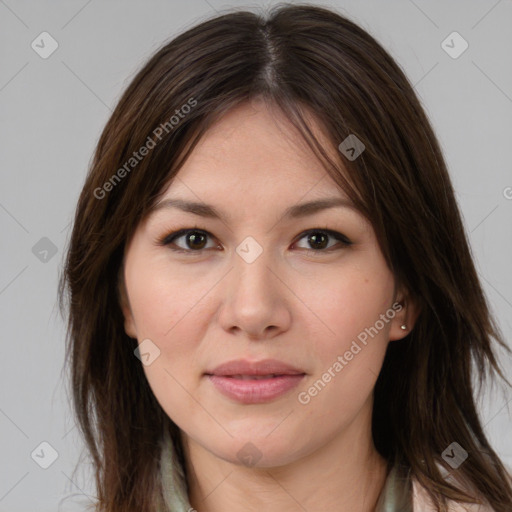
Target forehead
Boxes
[162,100,347,201]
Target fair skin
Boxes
[121,99,418,512]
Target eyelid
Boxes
[158,227,219,251]
[157,226,353,253]
[294,228,352,248]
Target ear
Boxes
[118,266,137,339]
[388,288,421,341]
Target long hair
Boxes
[59,4,512,511]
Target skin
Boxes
[121,99,418,512]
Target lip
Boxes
[205,359,306,404]
[207,358,305,377]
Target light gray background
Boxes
[1,1,511,510]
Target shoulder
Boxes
[412,477,495,512]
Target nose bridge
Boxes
[232,236,276,299]
[218,235,290,338]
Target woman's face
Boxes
[121,99,411,467]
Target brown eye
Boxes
[294,229,352,252]
[307,232,329,250]
[162,229,216,252]
[160,227,351,255]
[185,231,208,250]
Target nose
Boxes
[217,246,292,340]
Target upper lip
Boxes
[206,359,305,377]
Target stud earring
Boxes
[400,324,407,330]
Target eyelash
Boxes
[157,225,353,255]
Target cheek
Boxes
[125,251,212,342]
[125,256,208,421]
[299,260,395,360]
[292,259,395,417]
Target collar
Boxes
[374,463,414,511]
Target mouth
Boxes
[205,359,306,404]
[223,374,285,380]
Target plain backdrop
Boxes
[0,1,511,510]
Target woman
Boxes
[60,4,512,511]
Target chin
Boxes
[202,433,307,469]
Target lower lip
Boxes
[207,374,305,404]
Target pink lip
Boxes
[207,374,305,404]
[205,359,306,404]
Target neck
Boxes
[181,406,389,512]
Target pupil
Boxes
[184,231,329,251]
[188,231,207,250]
[309,232,327,249]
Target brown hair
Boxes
[59,4,512,511]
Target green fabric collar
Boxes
[374,464,414,512]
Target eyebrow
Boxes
[150,197,358,221]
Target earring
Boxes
[400,324,407,330]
